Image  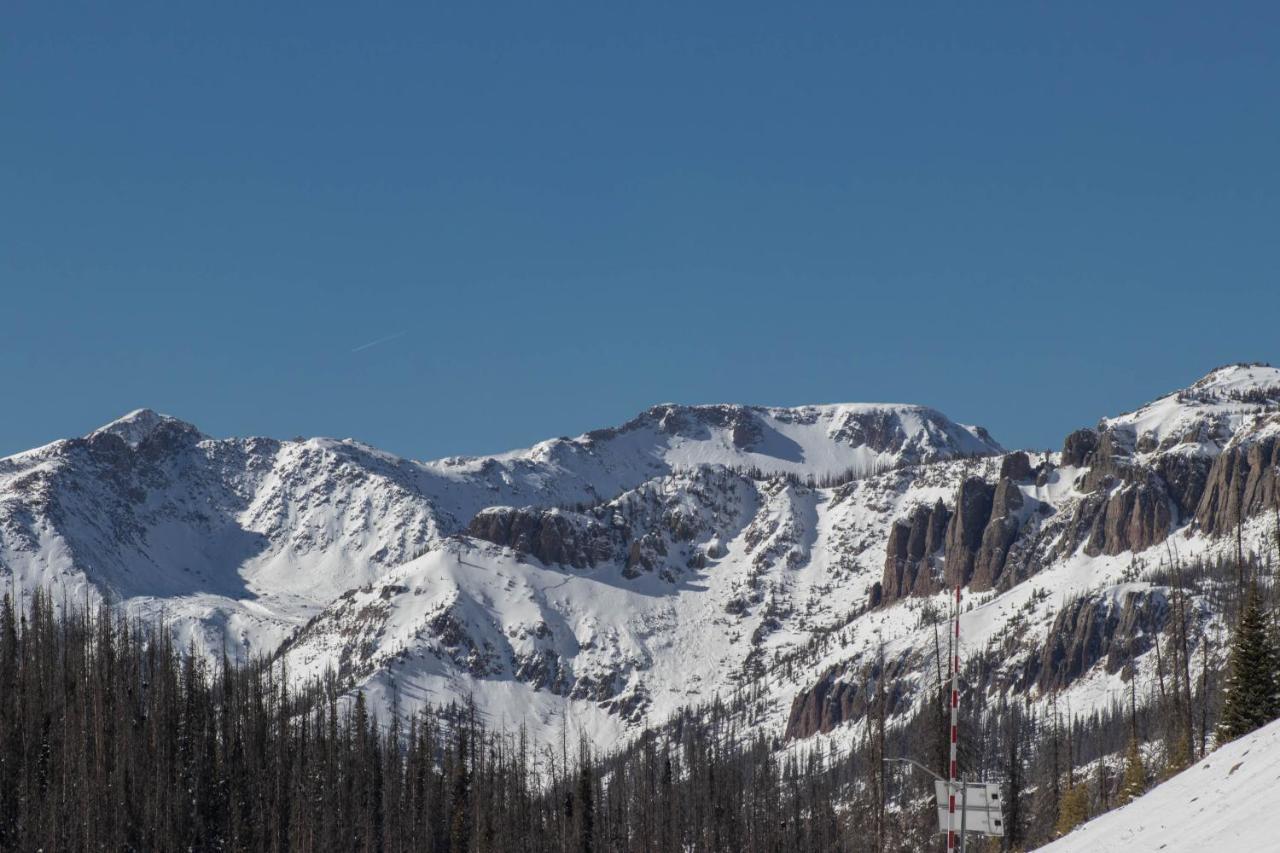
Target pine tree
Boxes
[1117,737,1145,805]
[1053,780,1088,837]
[1162,728,1190,780]
[1218,587,1280,741]
[449,722,472,853]
[1002,702,1025,850]
[575,746,595,853]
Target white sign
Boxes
[934,781,1005,837]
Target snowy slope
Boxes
[1100,362,1280,459]
[1037,719,1280,852]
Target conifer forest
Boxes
[2,542,1277,852]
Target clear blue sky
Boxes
[3,3,1277,459]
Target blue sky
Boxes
[3,3,1278,459]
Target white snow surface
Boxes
[90,408,205,447]
[1037,718,1280,852]
[1101,362,1280,459]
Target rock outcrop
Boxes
[943,478,996,587]
[999,451,1034,482]
[1061,428,1099,467]
[467,507,613,569]
[969,477,1025,591]
[1194,429,1280,535]
[1154,452,1213,519]
[1022,589,1170,694]
[879,499,950,602]
[1083,479,1174,557]
[1055,426,1176,557]
[1077,429,1142,493]
[783,653,912,740]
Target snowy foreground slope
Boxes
[1038,719,1280,852]
[2,364,1280,752]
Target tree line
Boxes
[1,541,1277,852]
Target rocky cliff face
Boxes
[783,367,1280,744]
[466,466,758,580]
[942,477,996,588]
[467,507,615,570]
[969,477,1026,591]
[879,467,1035,602]
[1194,422,1280,536]
[783,652,915,740]
[1021,588,1171,694]
[1154,452,1213,518]
[879,499,950,601]
[1061,428,1099,467]
[785,586,1177,740]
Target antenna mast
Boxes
[947,584,962,852]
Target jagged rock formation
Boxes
[1153,452,1213,518]
[467,507,614,569]
[467,466,757,579]
[999,450,1034,481]
[970,477,1025,591]
[943,477,996,587]
[783,653,913,739]
[1022,588,1171,694]
[1194,424,1280,535]
[1061,428,1099,467]
[786,586,1175,740]
[879,499,949,601]
[1081,477,1173,557]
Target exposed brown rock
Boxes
[1154,452,1213,519]
[1103,482,1168,555]
[943,478,995,587]
[784,654,911,740]
[1194,431,1280,536]
[467,506,612,569]
[1079,430,1140,493]
[879,499,950,603]
[1061,428,1099,467]
[1023,589,1169,694]
[880,516,914,602]
[999,451,1034,482]
[970,478,1024,591]
[1065,476,1173,558]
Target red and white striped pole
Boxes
[947,583,961,852]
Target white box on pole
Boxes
[934,781,1005,837]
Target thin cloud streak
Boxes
[351,331,408,353]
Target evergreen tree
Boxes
[1002,702,1025,850]
[1218,587,1280,741]
[449,722,472,853]
[1053,780,1088,838]
[1117,737,1145,805]
[575,747,595,853]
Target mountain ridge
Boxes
[2,364,1279,751]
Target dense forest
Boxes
[1,551,1277,852]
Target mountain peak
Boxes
[1100,363,1280,456]
[89,408,205,448]
[1184,362,1280,396]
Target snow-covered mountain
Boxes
[0,399,996,672]
[2,365,1278,752]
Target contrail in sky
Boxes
[351,330,408,353]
